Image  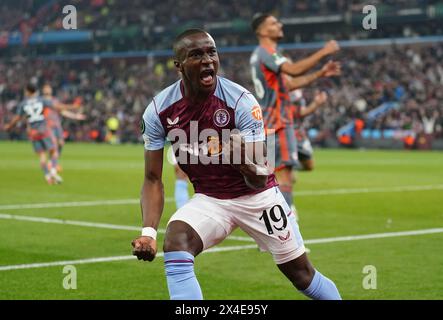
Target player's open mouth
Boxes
[200,69,215,86]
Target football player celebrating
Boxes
[42,84,85,173]
[131,29,341,300]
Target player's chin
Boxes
[198,79,216,92]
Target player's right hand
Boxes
[131,236,157,262]
[314,91,328,106]
[320,60,341,77]
[323,40,340,55]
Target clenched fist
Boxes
[131,236,157,261]
[322,40,340,55]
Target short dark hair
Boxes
[173,28,208,57]
[25,83,38,94]
[251,13,271,33]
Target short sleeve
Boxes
[260,49,288,74]
[141,100,166,150]
[235,92,265,143]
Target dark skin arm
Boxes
[131,149,165,262]
[224,134,269,189]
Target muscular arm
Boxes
[285,70,323,91]
[131,149,164,262]
[227,136,269,189]
[281,51,326,77]
[285,60,341,91]
[140,149,165,229]
[280,40,340,77]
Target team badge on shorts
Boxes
[213,109,230,127]
[278,231,291,242]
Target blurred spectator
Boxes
[1,42,442,146]
[1,0,442,52]
[105,113,120,144]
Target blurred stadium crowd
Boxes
[2,0,442,54]
[2,42,442,144]
[1,0,443,147]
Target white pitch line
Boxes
[0,199,149,210]
[1,184,442,211]
[0,244,258,271]
[304,228,443,244]
[0,213,165,234]
[0,213,253,242]
[295,184,443,196]
[1,228,443,271]
[0,199,139,210]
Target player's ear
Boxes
[256,25,265,38]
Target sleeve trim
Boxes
[233,91,247,111]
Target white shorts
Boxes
[167,186,306,264]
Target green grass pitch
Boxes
[0,141,442,299]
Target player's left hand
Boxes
[321,60,341,77]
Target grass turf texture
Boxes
[0,141,442,299]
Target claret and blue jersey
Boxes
[142,76,277,199]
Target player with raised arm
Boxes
[290,89,328,172]
[42,84,85,173]
[5,83,63,184]
[250,13,340,211]
[131,29,341,300]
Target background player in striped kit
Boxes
[42,84,85,173]
[250,13,341,214]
